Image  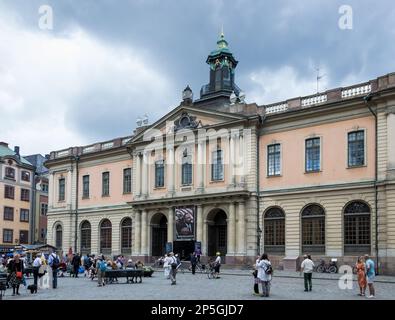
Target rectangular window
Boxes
[267,144,281,176]
[5,167,15,180]
[102,172,110,196]
[123,168,132,193]
[4,185,15,199]
[21,171,30,182]
[58,178,65,201]
[21,188,30,202]
[3,207,14,221]
[182,155,193,185]
[305,138,321,172]
[40,203,48,216]
[3,229,13,243]
[19,230,28,244]
[82,175,90,198]
[20,209,29,222]
[348,130,365,167]
[41,184,49,192]
[155,161,165,188]
[211,149,224,181]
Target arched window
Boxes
[344,201,371,254]
[264,208,285,254]
[55,224,62,250]
[80,221,91,255]
[100,219,112,255]
[121,218,132,255]
[301,205,325,254]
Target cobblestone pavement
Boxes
[3,270,395,300]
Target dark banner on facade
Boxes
[175,206,195,240]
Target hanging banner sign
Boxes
[175,206,195,240]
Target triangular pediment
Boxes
[129,104,248,144]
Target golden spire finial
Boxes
[220,24,224,37]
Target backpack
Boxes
[171,257,177,270]
[99,260,107,272]
[265,264,273,275]
[52,256,60,270]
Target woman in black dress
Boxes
[8,254,24,296]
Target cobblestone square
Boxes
[2,270,395,301]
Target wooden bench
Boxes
[104,269,144,284]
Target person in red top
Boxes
[7,254,24,296]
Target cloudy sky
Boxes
[1,0,394,155]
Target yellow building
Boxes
[0,142,35,252]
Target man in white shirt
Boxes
[32,254,42,287]
[301,254,315,292]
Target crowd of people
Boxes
[1,250,378,298]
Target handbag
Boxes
[16,271,22,279]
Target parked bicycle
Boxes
[315,258,338,273]
[205,262,218,279]
[188,262,206,273]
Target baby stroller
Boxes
[89,266,97,280]
[58,262,67,277]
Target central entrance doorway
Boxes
[151,213,167,257]
[207,209,227,257]
[173,240,195,260]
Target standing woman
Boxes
[214,252,221,279]
[356,256,367,296]
[257,253,272,297]
[8,254,24,296]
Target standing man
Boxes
[169,252,177,285]
[190,253,197,275]
[32,253,42,288]
[72,253,81,278]
[48,252,60,289]
[364,254,376,298]
[300,254,315,292]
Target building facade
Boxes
[0,143,35,252]
[25,154,49,245]
[45,34,395,274]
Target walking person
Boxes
[252,255,260,296]
[72,253,81,278]
[214,252,221,278]
[7,254,24,296]
[301,254,315,292]
[257,253,272,297]
[96,255,106,287]
[190,253,197,275]
[364,254,376,298]
[32,253,42,288]
[355,256,367,296]
[48,252,60,289]
[163,254,171,279]
[169,252,178,285]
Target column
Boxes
[196,205,203,243]
[203,219,208,256]
[141,209,148,255]
[197,141,204,191]
[48,172,54,209]
[142,151,148,197]
[388,112,395,169]
[167,146,175,195]
[168,207,174,243]
[236,201,246,255]
[135,153,141,197]
[134,210,141,255]
[239,134,246,187]
[228,134,235,187]
[227,202,236,255]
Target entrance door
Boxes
[173,240,195,260]
[151,214,167,257]
[207,210,227,257]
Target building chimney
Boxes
[14,146,20,157]
[0,142,9,148]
